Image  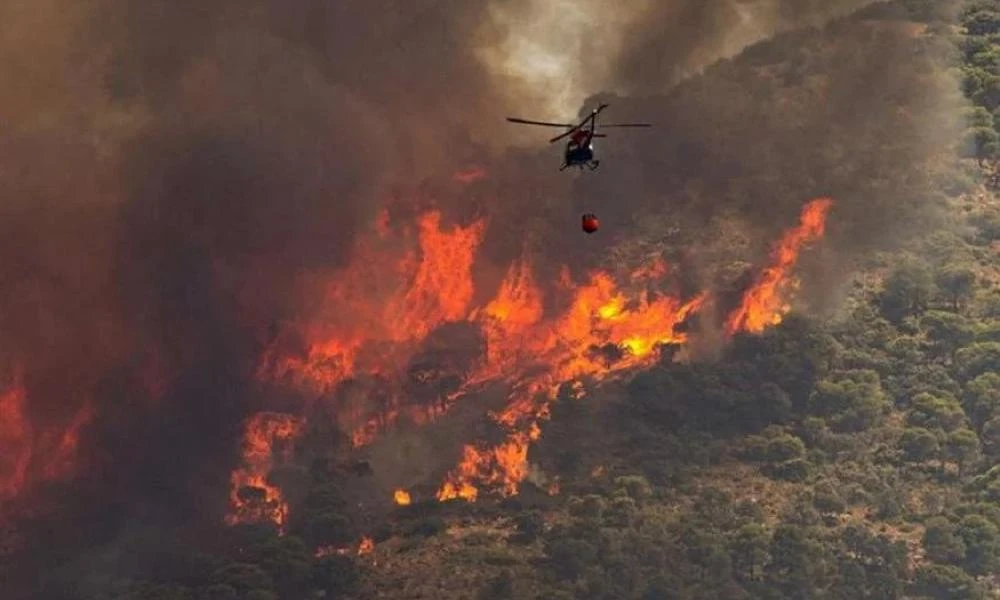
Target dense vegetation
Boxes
[961,0,1000,162]
[17,1,1000,599]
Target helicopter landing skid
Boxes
[560,160,600,172]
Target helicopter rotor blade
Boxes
[548,128,579,144]
[511,104,622,143]
[548,106,604,143]
[506,117,575,127]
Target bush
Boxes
[763,459,812,482]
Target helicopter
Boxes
[506,103,651,171]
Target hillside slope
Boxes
[13,2,1000,600]
[350,3,1000,600]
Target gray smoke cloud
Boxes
[0,0,966,596]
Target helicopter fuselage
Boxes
[562,132,599,170]
[564,143,596,168]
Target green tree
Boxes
[906,393,967,432]
[767,459,812,483]
[981,416,1000,456]
[920,311,976,357]
[965,9,1000,36]
[962,372,1000,429]
[923,517,967,564]
[954,342,1000,381]
[808,370,887,432]
[606,496,638,528]
[966,105,995,129]
[935,267,977,312]
[812,482,846,517]
[879,260,936,322]
[899,427,940,463]
[729,524,770,583]
[764,525,830,598]
[912,564,985,600]
[956,514,1000,575]
[837,525,907,599]
[765,435,806,463]
[963,126,1000,162]
[944,429,981,475]
[694,487,737,529]
[893,364,962,405]
[614,475,653,506]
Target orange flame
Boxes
[358,536,375,555]
[393,489,411,505]
[0,371,95,501]
[236,189,834,520]
[256,210,486,447]
[437,267,707,501]
[226,412,304,529]
[726,198,833,334]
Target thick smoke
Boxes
[0,0,965,595]
[611,0,879,92]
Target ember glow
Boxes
[229,194,833,526]
[226,412,305,529]
[393,489,412,505]
[358,536,375,555]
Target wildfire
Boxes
[437,267,707,501]
[229,191,833,529]
[0,371,95,502]
[226,412,305,530]
[726,198,834,334]
[257,210,486,448]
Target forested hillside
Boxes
[16,2,1000,600]
[354,3,1000,598]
